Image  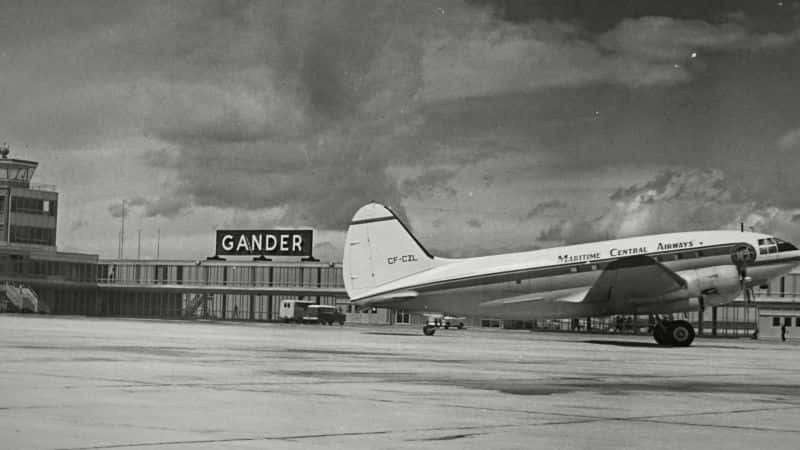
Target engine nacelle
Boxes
[630,265,741,314]
[677,265,741,307]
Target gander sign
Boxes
[216,229,313,257]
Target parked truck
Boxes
[279,299,315,323]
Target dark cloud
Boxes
[4,0,800,255]
[401,168,458,199]
[524,200,567,219]
[466,218,483,228]
[143,197,189,219]
[108,196,187,219]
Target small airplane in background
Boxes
[343,203,800,346]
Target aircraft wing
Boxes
[582,254,687,303]
[480,255,686,307]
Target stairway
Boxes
[1,283,40,313]
[184,293,212,318]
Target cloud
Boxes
[6,0,800,245]
[466,218,483,228]
[524,200,567,219]
[421,15,800,101]
[599,16,800,61]
[536,169,799,245]
[401,168,458,199]
[778,127,800,150]
[69,219,88,232]
[108,196,188,219]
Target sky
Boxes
[2,0,800,261]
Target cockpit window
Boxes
[775,238,798,252]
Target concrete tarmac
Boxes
[1,315,799,450]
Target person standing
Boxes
[781,322,787,342]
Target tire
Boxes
[457,323,464,330]
[423,325,436,336]
[669,320,695,347]
[653,326,670,345]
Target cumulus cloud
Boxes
[537,169,800,245]
[119,1,800,233]
[5,0,800,245]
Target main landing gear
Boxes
[652,318,695,347]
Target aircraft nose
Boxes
[776,238,799,252]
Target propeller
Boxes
[732,244,756,303]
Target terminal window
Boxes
[9,225,55,246]
[10,197,57,216]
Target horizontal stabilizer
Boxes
[480,287,589,308]
[350,290,418,307]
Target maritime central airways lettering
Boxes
[657,240,694,251]
[609,246,648,257]
[558,241,696,264]
[216,229,313,256]
[558,253,600,263]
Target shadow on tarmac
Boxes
[583,339,662,348]
[362,331,427,337]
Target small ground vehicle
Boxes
[302,304,346,325]
[279,299,315,323]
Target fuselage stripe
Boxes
[350,216,395,226]
[359,242,795,300]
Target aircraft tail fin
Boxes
[343,203,436,299]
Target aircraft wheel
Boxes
[669,320,695,347]
[423,325,436,336]
[653,325,671,345]
[457,323,464,330]
[444,323,450,330]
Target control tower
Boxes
[0,144,57,248]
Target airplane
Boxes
[343,203,800,346]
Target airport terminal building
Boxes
[2,148,800,337]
